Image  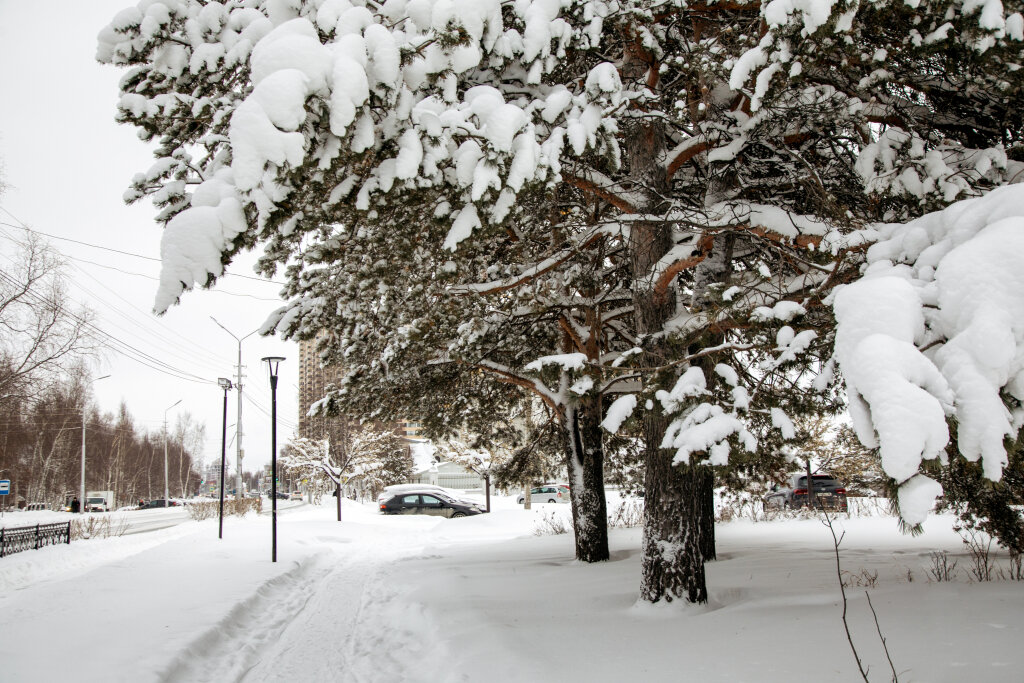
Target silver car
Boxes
[517,485,569,504]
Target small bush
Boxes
[70,515,129,540]
[841,568,879,588]
[533,510,572,536]
[185,497,262,521]
[608,498,644,528]
[958,526,995,582]
[1007,552,1024,581]
[928,550,959,582]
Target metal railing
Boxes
[0,522,72,558]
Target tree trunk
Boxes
[701,471,716,561]
[640,456,712,603]
[564,400,609,563]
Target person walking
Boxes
[70,497,80,513]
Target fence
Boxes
[409,472,484,490]
[0,522,72,558]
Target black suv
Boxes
[765,473,848,512]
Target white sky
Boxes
[0,1,300,476]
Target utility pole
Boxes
[212,318,259,496]
[164,399,182,502]
[81,375,110,513]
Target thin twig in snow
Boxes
[865,591,899,682]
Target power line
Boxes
[0,225,248,374]
[68,253,281,302]
[0,208,286,286]
[0,266,217,386]
[243,392,298,431]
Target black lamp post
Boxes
[217,378,233,539]
[262,356,285,562]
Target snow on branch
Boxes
[833,184,1024,523]
[449,223,623,296]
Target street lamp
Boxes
[80,375,110,513]
[217,378,233,539]
[262,356,285,562]
[163,399,182,504]
[212,318,260,497]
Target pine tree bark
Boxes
[622,41,715,602]
[564,399,610,562]
[640,455,710,603]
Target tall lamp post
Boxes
[212,318,259,496]
[163,399,182,504]
[262,356,285,562]
[80,375,110,513]
[217,378,233,539]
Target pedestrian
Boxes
[70,497,80,513]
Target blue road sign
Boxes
[0,480,10,495]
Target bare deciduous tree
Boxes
[0,232,96,402]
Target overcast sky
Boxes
[0,0,301,476]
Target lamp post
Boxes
[212,318,259,497]
[217,378,233,539]
[262,356,285,562]
[80,375,110,513]
[163,399,182,504]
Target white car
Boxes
[517,485,569,504]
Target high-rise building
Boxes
[297,335,343,440]
[297,335,422,444]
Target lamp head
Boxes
[261,356,286,380]
[218,378,233,390]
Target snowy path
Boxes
[157,526,455,683]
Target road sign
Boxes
[0,480,10,495]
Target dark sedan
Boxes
[379,491,484,518]
[138,499,180,509]
[765,473,848,512]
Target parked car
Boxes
[379,490,484,518]
[289,491,303,501]
[23,502,47,511]
[517,485,570,505]
[376,483,480,506]
[138,499,181,509]
[765,473,848,512]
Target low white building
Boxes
[407,440,484,490]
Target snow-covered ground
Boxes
[1,495,1020,682]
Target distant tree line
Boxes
[0,371,205,510]
[0,226,206,510]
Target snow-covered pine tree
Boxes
[98,0,1024,604]
[97,0,637,562]
[733,0,1024,523]
[91,0,867,601]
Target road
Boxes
[118,499,306,535]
